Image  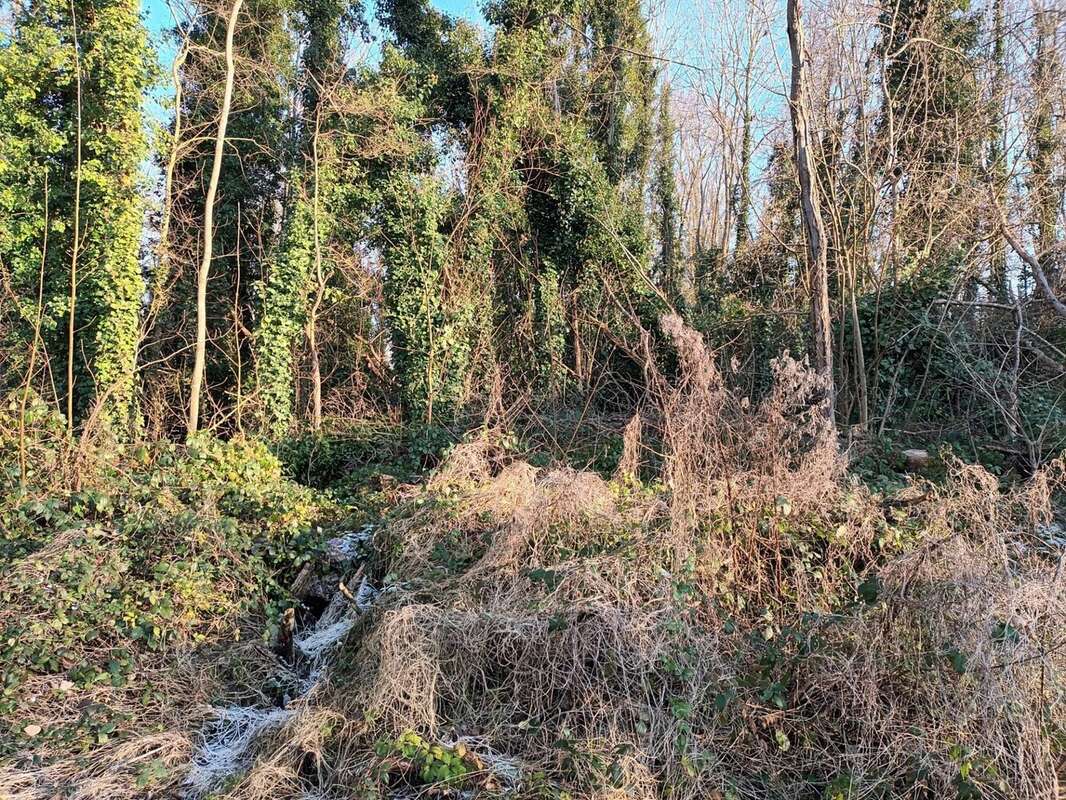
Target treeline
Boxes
[1,0,1064,467]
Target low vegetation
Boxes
[2,319,1062,799]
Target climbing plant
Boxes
[0,0,153,433]
[156,0,295,433]
[252,0,365,434]
[255,196,316,436]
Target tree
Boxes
[188,0,242,436]
[0,0,153,434]
[653,81,681,305]
[987,0,1008,302]
[877,0,980,274]
[787,0,835,425]
[253,0,364,435]
[1027,4,1060,291]
[584,0,656,191]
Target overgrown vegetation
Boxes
[0,398,325,778]
[1,0,1064,797]
[122,318,1060,800]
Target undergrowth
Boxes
[188,317,1065,800]
[0,396,328,794]
[1,317,1063,800]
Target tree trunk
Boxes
[147,41,188,330]
[188,0,243,437]
[988,0,1008,302]
[786,0,835,425]
[66,0,82,435]
[308,109,325,431]
[734,43,753,253]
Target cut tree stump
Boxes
[902,449,930,471]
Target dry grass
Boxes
[220,458,1063,798]
[212,318,1064,800]
[3,319,1063,799]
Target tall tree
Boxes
[157,0,296,434]
[653,81,681,305]
[0,0,153,433]
[787,0,835,424]
[987,0,1008,302]
[188,0,242,436]
[253,0,364,434]
[878,0,980,273]
[584,0,656,191]
[1028,4,1060,287]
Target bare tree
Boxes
[187,0,243,436]
[787,0,835,425]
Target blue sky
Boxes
[142,0,488,112]
[145,0,502,112]
[143,0,486,49]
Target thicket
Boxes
[0,396,324,768]
[0,0,1065,797]
[127,316,1062,800]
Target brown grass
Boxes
[210,318,1064,800]
[4,318,1063,799]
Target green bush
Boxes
[0,426,324,752]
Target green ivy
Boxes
[0,0,154,433]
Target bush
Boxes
[0,424,324,760]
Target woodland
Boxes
[0,0,1065,797]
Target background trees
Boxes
[0,0,1063,468]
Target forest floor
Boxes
[1,360,1064,799]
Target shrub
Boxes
[0,426,324,761]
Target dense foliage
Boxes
[0,0,1064,796]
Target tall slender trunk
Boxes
[734,44,753,252]
[849,263,868,428]
[188,0,243,437]
[786,0,835,425]
[307,108,325,431]
[988,0,1008,302]
[20,174,49,485]
[1030,6,1059,289]
[66,0,82,435]
[147,42,188,330]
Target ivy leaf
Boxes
[945,648,968,675]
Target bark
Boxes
[66,0,82,435]
[786,0,836,424]
[188,0,244,437]
[308,109,325,431]
[147,42,188,330]
[988,0,1008,301]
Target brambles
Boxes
[0,412,324,776]
[176,334,1063,800]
